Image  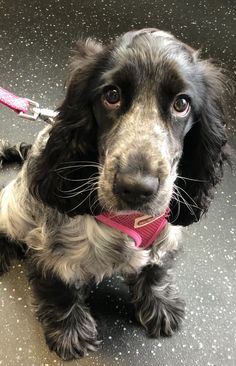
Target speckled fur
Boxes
[0,122,183,359]
[0,128,181,283]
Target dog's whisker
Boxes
[173,185,195,215]
[170,191,184,223]
[55,172,99,182]
[175,185,200,209]
[55,165,101,174]
[175,192,195,216]
[89,188,114,215]
[67,194,93,213]
[55,161,102,171]
[56,184,98,199]
[172,199,181,223]
[57,160,102,166]
[66,180,99,199]
[90,196,102,215]
[58,177,99,193]
[67,181,100,212]
[177,175,208,183]
[173,185,198,221]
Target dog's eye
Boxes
[173,95,191,117]
[103,86,121,109]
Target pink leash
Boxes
[0,86,31,114]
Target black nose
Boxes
[114,173,159,204]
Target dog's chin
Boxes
[98,197,167,217]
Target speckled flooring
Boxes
[0,1,236,365]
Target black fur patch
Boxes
[28,264,99,360]
[0,234,26,275]
[127,253,185,337]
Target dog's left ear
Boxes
[170,60,231,226]
[28,39,104,214]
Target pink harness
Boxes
[95,209,169,249]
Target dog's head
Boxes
[29,29,230,225]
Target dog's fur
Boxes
[0,29,230,360]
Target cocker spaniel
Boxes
[0,29,230,360]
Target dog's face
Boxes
[92,30,196,215]
[30,29,228,224]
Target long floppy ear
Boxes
[28,39,104,215]
[169,61,231,226]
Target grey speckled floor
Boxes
[0,1,236,366]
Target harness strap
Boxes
[95,209,169,249]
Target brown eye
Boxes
[173,95,191,116]
[103,86,121,109]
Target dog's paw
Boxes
[44,312,100,360]
[0,140,31,168]
[136,295,185,337]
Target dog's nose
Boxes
[114,173,159,204]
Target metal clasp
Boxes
[18,100,57,124]
[18,99,40,120]
[35,108,58,124]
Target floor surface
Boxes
[0,1,235,365]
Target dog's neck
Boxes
[95,209,170,249]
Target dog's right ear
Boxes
[28,39,104,214]
[55,38,104,153]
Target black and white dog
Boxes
[0,29,230,360]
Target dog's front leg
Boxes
[29,265,99,360]
[127,254,185,337]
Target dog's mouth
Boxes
[96,190,167,218]
[96,158,174,217]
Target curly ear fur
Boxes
[169,61,231,226]
[28,39,104,215]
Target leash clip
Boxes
[19,101,57,124]
[34,107,58,124]
[18,99,40,121]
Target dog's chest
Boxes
[46,215,153,283]
[31,214,179,284]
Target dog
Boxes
[0,29,230,360]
